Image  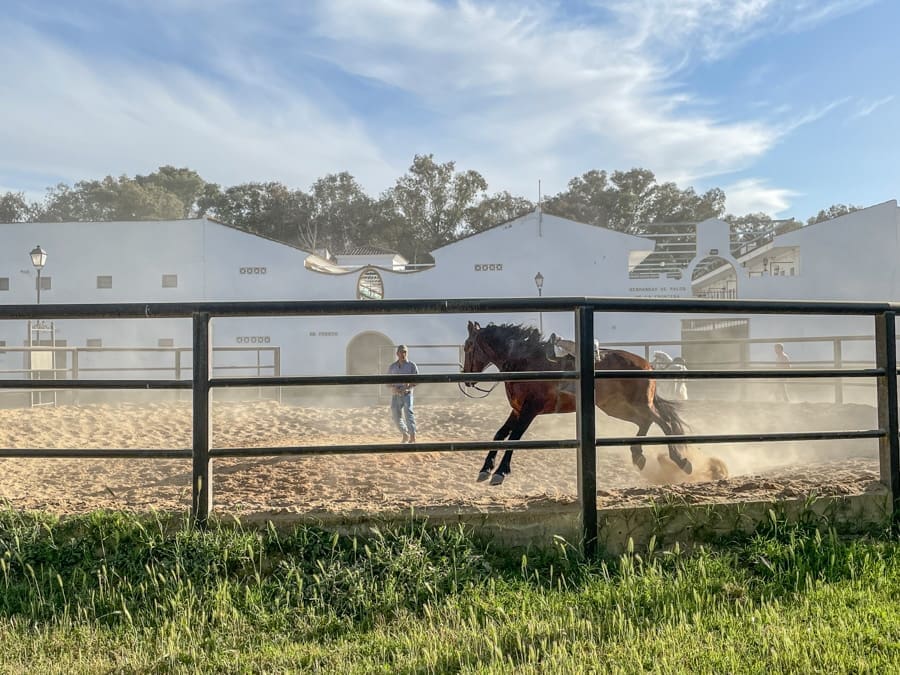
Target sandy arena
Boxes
[0,391,885,518]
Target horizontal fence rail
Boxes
[2,296,900,555]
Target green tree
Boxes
[464,191,534,235]
[206,182,307,245]
[301,173,374,253]
[545,168,725,233]
[608,168,658,231]
[542,169,615,228]
[806,203,861,226]
[641,184,725,227]
[35,176,185,221]
[0,192,32,222]
[135,166,208,218]
[387,154,488,258]
[725,212,775,249]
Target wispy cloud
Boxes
[0,0,882,212]
[723,178,800,216]
[0,19,398,193]
[787,0,878,30]
[302,0,789,190]
[851,95,895,119]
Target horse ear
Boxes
[474,321,481,330]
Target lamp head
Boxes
[30,245,47,270]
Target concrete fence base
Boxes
[232,488,892,556]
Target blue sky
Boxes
[1,0,896,220]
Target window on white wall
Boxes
[158,338,174,347]
[97,275,113,289]
[86,338,102,347]
[357,268,384,300]
[38,277,51,291]
[162,274,178,288]
[0,278,8,291]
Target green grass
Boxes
[0,508,899,673]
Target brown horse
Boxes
[462,321,692,485]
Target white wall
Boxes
[1,203,898,378]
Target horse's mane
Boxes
[479,323,548,364]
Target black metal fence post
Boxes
[575,306,598,556]
[875,312,900,530]
[192,312,212,526]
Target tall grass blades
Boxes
[0,508,899,672]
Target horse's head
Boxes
[462,320,491,386]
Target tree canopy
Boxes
[1,160,869,258]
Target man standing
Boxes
[774,343,791,401]
[388,344,418,443]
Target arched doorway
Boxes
[346,331,395,404]
[346,331,394,375]
[691,255,738,299]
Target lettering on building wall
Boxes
[236,336,271,344]
[473,264,503,272]
[239,267,268,275]
[628,286,689,299]
[308,331,339,337]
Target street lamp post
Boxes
[28,245,51,406]
[534,272,544,334]
[30,245,47,304]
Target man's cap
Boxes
[396,345,408,353]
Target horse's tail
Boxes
[653,395,690,435]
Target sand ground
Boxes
[0,392,883,517]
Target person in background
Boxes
[774,343,791,401]
[387,344,418,442]
[651,351,688,401]
[671,356,689,401]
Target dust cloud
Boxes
[0,383,882,516]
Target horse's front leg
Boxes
[491,405,540,486]
[478,414,516,482]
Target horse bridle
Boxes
[459,333,499,398]
[458,380,498,398]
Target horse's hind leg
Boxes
[667,443,692,474]
[651,410,692,474]
[478,415,515,482]
[631,421,650,471]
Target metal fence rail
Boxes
[2,296,900,556]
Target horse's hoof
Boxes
[632,454,647,471]
[477,471,491,482]
[490,472,507,486]
[678,459,693,474]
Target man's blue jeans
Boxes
[391,392,416,437]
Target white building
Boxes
[0,200,897,386]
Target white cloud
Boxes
[851,95,895,119]
[723,178,799,216]
[0,0,875,209]
[0,22,399,195]
[302,0,789,194]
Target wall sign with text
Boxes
[473,263,503,272]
